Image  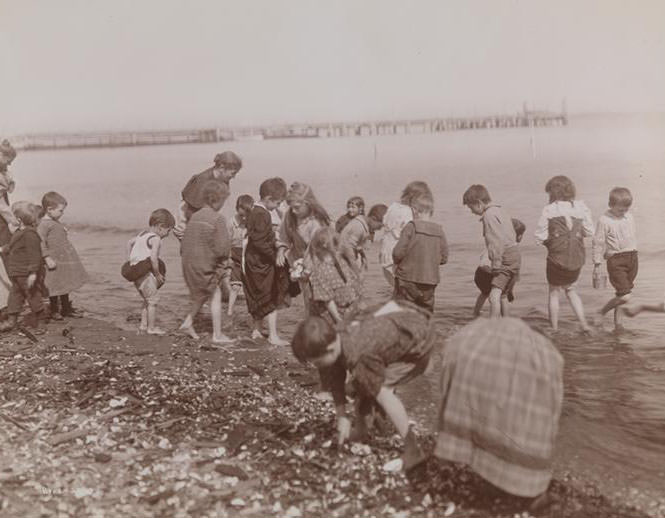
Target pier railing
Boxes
[10,111,567,151]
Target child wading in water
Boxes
[463,185,521,318]
[227,194,254,319]
[392,192,448,313]
[180,181,233,344]
[592,187,638,331]
[0,202,46,333]
[124,208,174,335]
[534,175,594,333]
[308,227,364,324]
[291,300,435,470]
[244,178,290,345]
[38,191,88,319]
[473,218,526,317]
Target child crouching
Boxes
[291,300,436,470]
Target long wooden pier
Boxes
[10,109,567,151]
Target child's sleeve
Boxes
[580,201,595,238]
[25,232,43,273]
[534,208,549,245]
[37,222,52,258]
[0,193,19,233]
[592,217,607,265]
[248,211,276,261]
[483,213,505,270]
[392,221,415,264]
[213,215,231,259]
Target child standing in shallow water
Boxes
[226,194,254,318]
[38,192,88,319]
[592,187,638,331]
[179,181,232,344]
[534,175,594,333]
[125,208,174,335]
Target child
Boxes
[340,198,371,269]
[125,208,174,335]
[534,175,594,333]
[226,194,254,318]
[592,187,638,331]
[308,227,364,324]
[277,182,331,313]
[244,177,290,345]
[0,140,19,249]
[462,185,521,318]
[38,192,88,320]
[180,181,232,343]
[366,203,388,242]
[0,202,46,333]
[380,181,432,287]
[335,196,364,233]
[291,300,435,469]
[473,218,526,317]
[392,193,448,313]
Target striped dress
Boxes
[434,318,563,498]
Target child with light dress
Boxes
[38,191,88,320]
[226,194,254,318]
[534,175,594,333]
[179,181,232,344]
[125,208,174,335]
[592,187,638,331]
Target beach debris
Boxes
[383,457,403,473]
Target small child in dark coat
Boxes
[392,193,448,313]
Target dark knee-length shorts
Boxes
[607,251,638,296]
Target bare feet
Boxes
[250,329,263,340]
[179,324,199,340]
[212,334,235,345]
[147,327,166,336]
[621,306,638,317]
[268,335,289,347]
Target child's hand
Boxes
[155,273,165,287]
[276,247,287,267]
[336,416,352,445]
[45,257,57,270]
[27,273,37,289]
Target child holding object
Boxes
[38,191,88,319]
[123,208,174,335]
[0,202,46,333]
[534,175,594,333]
[473,218,526,317]
[226,194,254,318]
[463,185,521,318]
[243,178,290,345]
[392,192,448,313]
[592,187,638,331]
[179,181,232,344]
[291,300,435,470]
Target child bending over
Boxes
[124,208,174,335]
[592,187,638,331]
[291,300,435,470]
[463,185,521,318]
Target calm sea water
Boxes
[11,113,665,496]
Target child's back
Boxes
[392,220,448,286]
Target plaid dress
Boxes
[434,318,563,498]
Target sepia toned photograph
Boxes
[1,1,664,516]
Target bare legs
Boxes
[250,310,288,346]
[599,294,631,330]
[623,301,665,317]
[548,284,591,332]
[180,286,233,343]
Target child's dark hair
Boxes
[236,194,255,212]
[545,175,576,203]
[411,193,434,215]
[367,203,388,224]
[400,181,432,206]
[42,191,67,210]
[609,187,632,208]
[259,177,288,201]
[149,208,176,228]
[202,180,230,207]
[291,316,337,363]
[12,201,42,227]
[213,150,242,171]
[347,196,365,215]
[462,185,491,206]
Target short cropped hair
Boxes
[259,177,288,201]
[347,196,365,214]
[411,193,434,215]
[213,150,242,171]
[149,208,176,228]
[236,194,255,212]
[202,180,230,207]
[545,175,576,203]
[462,184,491,206]
[400,181,432,205]
[41,191,68,210]
[609,187,632,208]
[291,316,337,363]
[12,201,42,227]
[367,203,388,223]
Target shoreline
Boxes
[1,315,662,517]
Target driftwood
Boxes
[49,428,93,446]
[0,412,30,431]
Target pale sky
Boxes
[1,0,664,134]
